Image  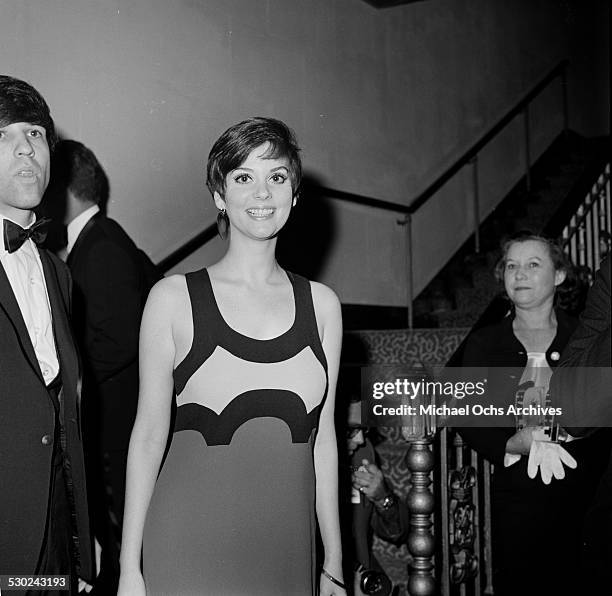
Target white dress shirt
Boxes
[66,204,100,256]
[0,214,59,384]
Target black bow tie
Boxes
[3,217,51,253]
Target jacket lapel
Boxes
[0,259,46,384]
[39,250,79,402]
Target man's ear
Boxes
[213,191,226,211]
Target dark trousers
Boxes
[32,453,78,596]
[85,447,128,595]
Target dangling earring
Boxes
[217,208,229,240]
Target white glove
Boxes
[527,430,577,484]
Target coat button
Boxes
[41,434,53,446]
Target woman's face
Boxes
[214,142,295,242]
[503,239,565,309]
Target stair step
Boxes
[413,131,608,329]
[437,310,482,328]
[471,267,499,289]
[455,286,496,312]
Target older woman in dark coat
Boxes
[460,234,610,596]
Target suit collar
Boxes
[67,205,100,256]
[67,211,102,267]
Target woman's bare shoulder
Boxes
[145,274,189,314]
[309,280,341,313]
[308,281,342,332]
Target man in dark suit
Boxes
[46,139,160,594]
[551,256,611,592]
[0,76,93,592]
[344,399,409,596]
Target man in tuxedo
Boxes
[0,76,93,592]
[47,139,160,594]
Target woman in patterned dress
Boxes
[118,118,346,595]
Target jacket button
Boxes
[41,434,53,446]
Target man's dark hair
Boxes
[51,140,109,207]
[0,75,57,150]
[206,117,302,199]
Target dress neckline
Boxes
[203,268,297,343]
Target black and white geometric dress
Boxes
[143,268,328,595]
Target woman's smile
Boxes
[246,206,275,219]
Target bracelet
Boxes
[322,568,346,589]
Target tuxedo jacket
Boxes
[551,256,611,430]
[551,257,612,589]
[0,249,93,578]
[68,214,160,451]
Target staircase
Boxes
[413,131,610,329]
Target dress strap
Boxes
[173,269,219,395]
[185,268,219,332]
[287,271,327,372]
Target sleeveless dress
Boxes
[143,269,328,596]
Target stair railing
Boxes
[158,61,569,329]
[438,158,610,596]
[561,162,611,272]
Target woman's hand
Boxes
[505,426,538,455]
[117,569,146,596]
[320,571,348,596]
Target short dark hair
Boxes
[206,117,302,199]
[51,140,109,207]
[0,75,57,150]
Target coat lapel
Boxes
[39,250,79,402]
[0,259,45,384]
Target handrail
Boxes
[407,60,568,213]
[159,59,569,281]
[304,184,411,214]
[159,185,411,273]
[158,222,217,273]
[307,60,568,216]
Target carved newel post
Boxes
[402,400,436,595]
[405,438,436,595]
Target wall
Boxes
[2,0,608,305]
